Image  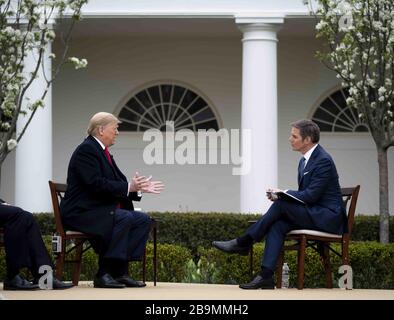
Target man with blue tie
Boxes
[213,119,346,289]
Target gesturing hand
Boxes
[129,172,149,192]
[140,180,165,194]
[129,172,165,194]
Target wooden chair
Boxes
[49,181,158,286]
[49,181,93,286]
[276,185,360,289]
[248,185,360,289]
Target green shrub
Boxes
[349,241,394,289]
[182,258,221,284]
[59,243,193,282]
[351,215,384,241]
[0,238,193,283]
[33,213,394,251]
[34,213,56,235]
[199,241,394,289]
[150,212,260,254]
[1,240,394,288]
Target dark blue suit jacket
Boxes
[60,135,141,244]
[286,145,347,234]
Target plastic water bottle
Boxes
[282,262,290,289]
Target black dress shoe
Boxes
[115,275,146,288]
[3,275,39,291]
[32,277,73,290]
[239,274,275,290]
[94,273,126,288]
[212,239,250,255]
[52,278,74,290]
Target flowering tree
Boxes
[305,0,393,243]
[0,0,88,182]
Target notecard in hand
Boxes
[274,191,305,204]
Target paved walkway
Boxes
[1,282,394,300]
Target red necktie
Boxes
[104,147,113,166]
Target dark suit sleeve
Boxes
[0,198,5,204]
[129,192,142,202]
[73,144,128,197]
[286,157,333,204]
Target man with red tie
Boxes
[60,112,164,288]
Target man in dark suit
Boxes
[0,200,74,290]
[60,112,163,288]
[213,119,346,289]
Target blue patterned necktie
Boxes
[299,157,306,177]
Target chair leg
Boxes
[276,249,284,288]
[342,241,349,266]
[55,253,65,280]
[153,223,157,286]
[55,240,66,280]
[142,247,147,283]
[322,245,333,288]
[297,236,306,290]
[71,240,84,286]
[249,244,254,279]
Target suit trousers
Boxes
[246,200,316,271]
[103,209,152,262]
[0,204,53,278]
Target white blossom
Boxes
[7,139,17,151]
[367,79,376,87]
[372,21,382,29]
[0,0,87,161]
[1,123,11,131]
[316,20,327,31]
[349,87,359,96]
[378,87,387,96]
[346,97,355,105]
[68,57,88,70]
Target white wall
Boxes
[0,152,15,204]
[52,35,243,212]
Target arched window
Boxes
[117,83,220,132]
[311,87,369,132]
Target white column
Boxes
[236,17,283,213]
[15,41,52,212]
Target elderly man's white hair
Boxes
[87,112,120,136]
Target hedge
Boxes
[197,241,394,289]
[33,212,394,253]
[0,242,193,284]
[1,240,393,289]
